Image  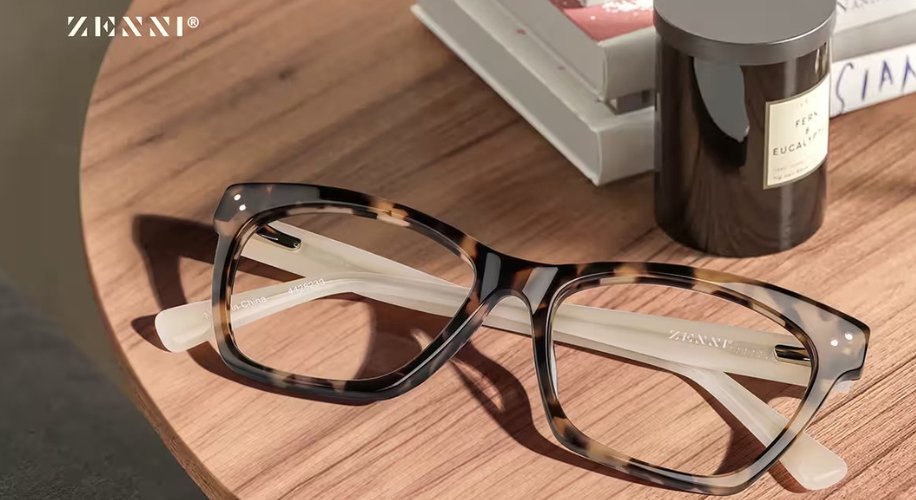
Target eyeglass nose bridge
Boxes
[475,251,560,313]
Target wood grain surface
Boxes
[79,0,916,498]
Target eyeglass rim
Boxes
[207,182,869,495]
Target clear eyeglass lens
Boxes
[551,282,811,475]
[228,212,474,381]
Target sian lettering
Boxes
[834,56,916,115]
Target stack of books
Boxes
[413,0,916,185]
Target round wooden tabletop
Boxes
[81,0,916,498]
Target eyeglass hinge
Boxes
[774,345,811,366]
[256,225,301,250]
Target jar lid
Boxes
[653,0,835,66]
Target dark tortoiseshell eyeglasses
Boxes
[156,183,869,495]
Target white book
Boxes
[495,0,916,102]
[579,0,916,28]
[577,0,916,21]
[832,10,916,60]
[491,0,655,103]
[836,0,916,31]
[831,41,916,116]
[413,0,654,185]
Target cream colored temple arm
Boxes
[227,222,821,385]
[154,223,848,489]
[158,270,799,383]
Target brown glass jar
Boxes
[653,0,835,257]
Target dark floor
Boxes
[0,1,206,499]
[0,274,205,500]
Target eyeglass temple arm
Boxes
[155,222,848,489]
[250,223,830,384]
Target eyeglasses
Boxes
[155,183,869,495]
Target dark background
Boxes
[0,2,204,498]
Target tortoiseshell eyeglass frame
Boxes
[210,183,869,496]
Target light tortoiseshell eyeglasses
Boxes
[156,183,869,495]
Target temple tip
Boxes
[779,433,848,490]
[155,302,212,353]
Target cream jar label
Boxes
[763,75,830,189]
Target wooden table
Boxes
[80,0,916,498]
